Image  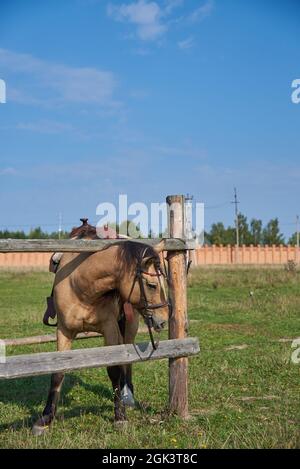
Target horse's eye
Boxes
[147,282,157,290]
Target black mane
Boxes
[116,241,160,273]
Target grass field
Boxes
[0,267,299,449]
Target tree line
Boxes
[0,214,298,246]
[205,214,297,246]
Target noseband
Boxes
[125,250,169,349]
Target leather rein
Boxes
[125,251,169,350]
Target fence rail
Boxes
[0,338,200,380]
[1,244,299,267]
[0,238,195,253]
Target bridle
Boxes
[125,249,169,350]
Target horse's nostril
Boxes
[156,320,166,330]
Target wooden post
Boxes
[166,195,189,418]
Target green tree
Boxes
[249,218,263,245]
[288,232,299,245]
[119,220,142,238]
[206,223,236,245]
[262,218,285,245]
[237,213,251,245]
[48,230,70,239]
[206,222,226,245]
[28,227,48,239]
[0,229,26,238]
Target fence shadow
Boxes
[0,371,158,432]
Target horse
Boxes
[32,240,169,435]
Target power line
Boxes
[205,202,231,210]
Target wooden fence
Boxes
[1,245,299,267]
[0,195,198,420]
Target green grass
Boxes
[0,267,299,448]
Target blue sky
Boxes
[0,0,299,238]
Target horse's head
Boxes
[118,241,169,332]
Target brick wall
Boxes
[0,246,299,267]
[0,252,52,267]
[192,245,300,266]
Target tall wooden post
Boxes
[166,195,189,418]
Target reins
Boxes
[125,249,169,350]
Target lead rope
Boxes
[147,320,158,350]
[125,254,159,351]
[137,268,160,351]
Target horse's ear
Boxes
[153,239,165,254]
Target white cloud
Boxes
[107,0,214,44]
[0,167,17,176]
[0,48,117,106]
[178,36,195,50]
[107,0,166,41]
[188,0,214,23]
[164,0,184,15]
[16,120,73,134]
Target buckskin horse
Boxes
[32,238,169,435]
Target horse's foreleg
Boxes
[120,312,139,408]
[32,327,73,435]
[103,322,127,423]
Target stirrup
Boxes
[43,296,57,327]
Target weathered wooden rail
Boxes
[0,237,195,252]
[0,338,199,380]
[0,194,198,419]
[3,331,102,347]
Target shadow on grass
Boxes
[0,372,158,432]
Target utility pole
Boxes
[231,188,240,264]
[58,212,62,239]
[296,215,299,263]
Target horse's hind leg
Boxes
[32,327,74,436]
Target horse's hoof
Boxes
[32,424,49,436]
[121,385,135,408]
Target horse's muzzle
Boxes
[154,319,167,332]
[146,316,166,332]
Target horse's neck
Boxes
[66,244,136,303]
[75,246,123,296]
[94,245,118,275]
